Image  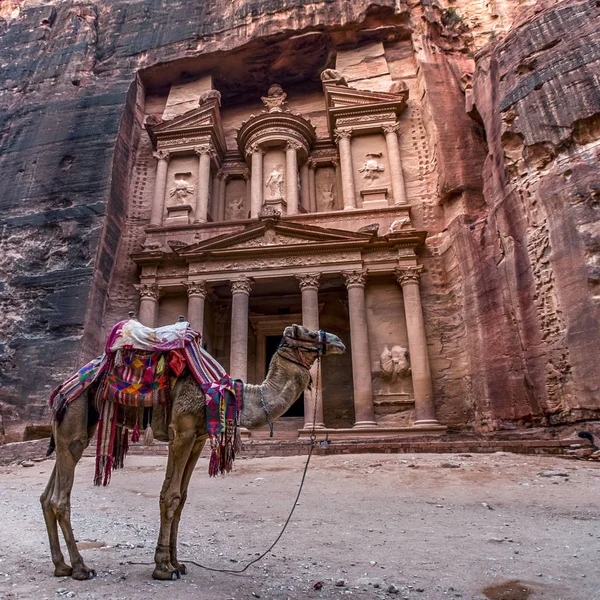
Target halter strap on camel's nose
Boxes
[281,329,329,355]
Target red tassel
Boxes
[209,446,219,477]
[131,422,140,443]
[143,366,154,384]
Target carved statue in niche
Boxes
[261,83,287,113]
[358,153,385,180]
[227,196,246,220]
[265,165,284,199]
[169,174,194,205]
[380,345,410,383]
[318,184,335,211]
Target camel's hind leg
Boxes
[169,436,207,574]
[41,392,97,580]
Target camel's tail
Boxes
[46,434,56,456]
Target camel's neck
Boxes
[239,347,314,429]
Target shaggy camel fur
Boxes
[41,325,345,581]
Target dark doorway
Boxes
[265,335,304,417]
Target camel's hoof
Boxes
[54,565,73,578]
[152,567,180,581]
[72,567,96,581]
[175,562,187,575]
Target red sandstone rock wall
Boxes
[0,0,598,439]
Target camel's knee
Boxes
[160,491,181,520]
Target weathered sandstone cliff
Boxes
[0,0,597,440]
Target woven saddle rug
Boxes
[49,319,244,485]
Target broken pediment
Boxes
[322,81,409,136]
[146,97,226,156]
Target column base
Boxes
[343,205,356,211]
[353,420,378,429]
[413,419,441,427]
[393,201,408,206]
[303,422,326,430]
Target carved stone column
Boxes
[334,129,356,210]
[250,144,264,219]
[185,280,208,335]
[296,273,325,429]
[150,150,170,226]
[211,170,220,219]
[230,277,253,380]
[138,283,159,328]
[194,144,212,223]
[285,141,300,215]
[343,270,376,427]
[300,161,310,212]
[216,170,227,222]
[308,159,317,213]
[395,266,439,426]
[383,123,407,205]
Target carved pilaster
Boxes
[184,280,208,298]
[230,277,253,295]
[286,140,302,151]
[249,142,265,155]
[296,272,321,291]
[343,270,367,289]
[194,143,213,156]
[395,265,424,286]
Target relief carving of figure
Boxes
[318,184,335,211]
[265,165,284,199]
[358,153,385,180]
[380,345,410,383]
[169,178,194,205]
[228,196,246,220]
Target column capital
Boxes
[343,270,367,289]
[242,168,251,181]
[286,140,302,152]
[334,128,353,143]
[184,280,208,298]
[217,169,227,180]
[307,158,317,170]
[382,122,401,135]
[230,277,253,295]
[153,149,171,162]
[395,265,424,286]
[249,142,265,155]
[194,143,213,156]
[137,282,159,301]
[296,272,321,291]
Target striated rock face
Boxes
[0,0,598,439]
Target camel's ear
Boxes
[292,324,300,338]
[283,325,293,338]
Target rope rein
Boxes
[128,333,322,575]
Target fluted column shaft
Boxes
[300,162,310,212]
[250,147,264,218]
[395,267,438,425]
[185,280,208,335]
[286,142,300,215]
[150,151,170,226]
[343,271,376,427]
[335,129,356,211]
[217,171,227,222]
[138,283,159,327]
[230,278,253,380]
[296,273,325,428]
[195,145,212,223]
[383,123,407,205]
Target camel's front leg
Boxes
[169,436,207,574]
[153,426,196,581]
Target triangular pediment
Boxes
[175,220,374,257]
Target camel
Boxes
[41,324,345,581]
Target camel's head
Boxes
[281,325,345,356]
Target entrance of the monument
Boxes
[265,334,304,418]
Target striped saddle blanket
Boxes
[49,319,243,484]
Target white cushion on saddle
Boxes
[109,319,190,352]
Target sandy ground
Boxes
[0,451,598,600]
